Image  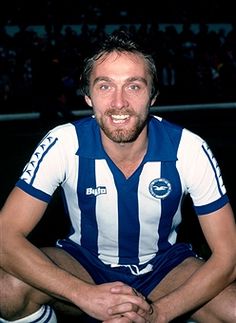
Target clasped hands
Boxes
[102,283,154,323]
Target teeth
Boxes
[111,115,129,123]
[111,115,129,120]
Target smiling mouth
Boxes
[111,114,130,123]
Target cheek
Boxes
[91,94,111,108]
[91,98,108,116]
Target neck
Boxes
[101,130,148,178]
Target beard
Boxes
[96,109,149,143]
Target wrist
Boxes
[152,299,175,323]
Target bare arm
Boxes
[0,187,84,299]
[150,203,236,322]
[0,187,150,321]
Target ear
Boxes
[150,95,157,106]
[85,95,92,107]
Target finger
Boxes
[132,287,139,296]
[120,311,147,323]
[109,285,150,314]
[148,304,154,315]
[110,285,134,294]
[103,316,131,323]
[111,285,144,299]
[132,288,146,300]
[108,301,141,317]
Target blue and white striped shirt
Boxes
[16,115,228,266]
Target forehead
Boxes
[92,51,149,77]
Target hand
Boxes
[103,305,154,323]
[103,285,154,322]
[79,282,150,321]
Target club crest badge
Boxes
[149,178,172,199]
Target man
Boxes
[0,31,236,323]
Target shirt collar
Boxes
[76,116,178,161]
[75,117,106,158]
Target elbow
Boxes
[209,250,236,285]
[223,254,236,284]
[231,259,236,282]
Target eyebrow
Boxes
[93,76,112,85]
[93,76,148,86]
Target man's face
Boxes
[85,52,154,143]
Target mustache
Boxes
[105,108,136,116]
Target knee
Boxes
[192,283,236,323]
[0,269,36,320]
[231,298,236,321]
[224,284,236,322]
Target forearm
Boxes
[1,233,155,321]
[1,233,89,306]
[0,188,89,307]
[153,255,236,321]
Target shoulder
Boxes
[46,116,95,140]
[150,115,204,144]
[150,115,183,137]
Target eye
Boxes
[100,84,110,91]
[128,84,140,91]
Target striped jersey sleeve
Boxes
[176,127,228,215]
[16,123,78,203]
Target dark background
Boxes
[0,0,236,115]
[0,0,235,25]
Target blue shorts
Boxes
[56,239,197,297]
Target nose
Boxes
[111,88,128,109]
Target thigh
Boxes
[148,257,236,322]
[1,247,94,305]
[192,280,236,322]
[41,247,95,316]
[147,256,203,301]
[0,248,95,319]
[41,246,95,284]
